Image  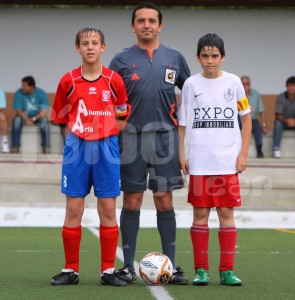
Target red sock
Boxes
[218,226,237,272]
[99,225,119,273]
[190,224,209,271]
[62,225,82,272]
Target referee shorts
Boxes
[119,130,184,193]
[61,132,120,198]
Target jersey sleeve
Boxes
[50,74,71,126]
[110,71,128,106]
[256,91,265,113]
[237,80,251,116]
[275,94,284,114]
[110,71,129,119]
[0,88,6,108]
[13,89,23,110]
[176,53,191,90]
[108,53,121,73]
[38,88,50,110]
[177,80,189,126]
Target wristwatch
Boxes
[32,116,37,122]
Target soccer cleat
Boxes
[50,271,80,286]
[168,266,189,285]
[193,268,210,286]
[2,141,10,153]
[100,272,128,287]
[220,270,242,286]
[116,264,137,284]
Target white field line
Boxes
[1,208,295,228]
[87,227,174,300]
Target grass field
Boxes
[0,227,294,300]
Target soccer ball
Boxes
[139,252,173,285]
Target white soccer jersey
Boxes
[178,71,251,175]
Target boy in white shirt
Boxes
[178,33,252,286]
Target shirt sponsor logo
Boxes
[192,107,235,129]
[71,99,112,134]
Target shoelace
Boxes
[173,267,184,275]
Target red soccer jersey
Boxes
[51,65,128,140]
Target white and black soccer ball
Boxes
[139,252,173,285]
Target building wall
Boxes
[0,7,294,95]
[4,92,277,130]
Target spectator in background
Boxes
[11,76,50,154]
[272,76,295,158]
[0,87,10,153]
[241,76,267,158]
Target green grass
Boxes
[0,227,294,300]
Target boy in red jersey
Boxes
[178,33,252,286]
[50,26,128,287]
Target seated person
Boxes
[0,87,10,153]
[11,76,50,154]
[241,76,267,158]
[272,76,295,158]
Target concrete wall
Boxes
[0,7,294,94]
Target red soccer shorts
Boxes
[188,174,242,208]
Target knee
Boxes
[66,205,84,221]
[274,119,283,130]
[154,192,173,211]
[123,193,142,211]
[12,115,23,128]
[100,205,116,221]
[0,112,5,123]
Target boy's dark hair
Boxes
[286,76,295,86]
[131,2,162,25]
[197,33,225,57]
[22,76,35,88]
[75,26,105,46]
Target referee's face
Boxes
[132,8,162,44]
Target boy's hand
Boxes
[179,156,189,175]
[235,153,247,173]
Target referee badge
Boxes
[165,69,176,84]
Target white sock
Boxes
[101,267,115,275]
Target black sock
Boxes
[157,209,176,267]
[120,207,140,271]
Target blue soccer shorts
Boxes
[61,132,120,198]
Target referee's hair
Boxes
[131,2,163,25]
